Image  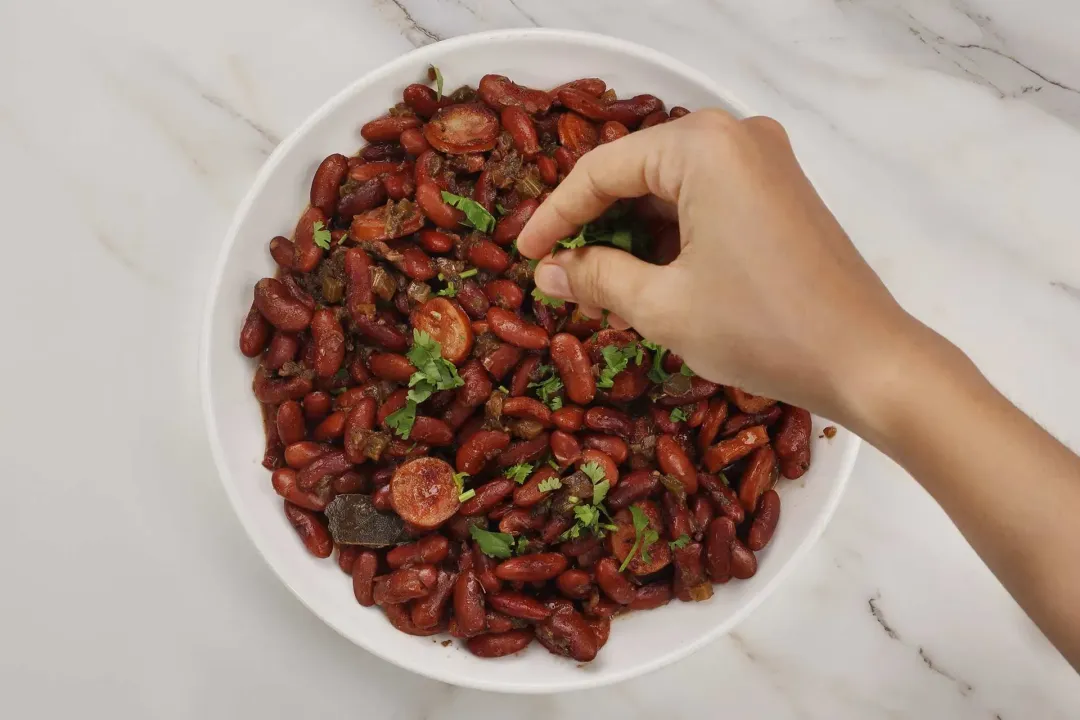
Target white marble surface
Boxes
[2,0,1079,717]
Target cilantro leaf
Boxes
[597,343,638,389]
[469,524,514,559]
[669,406,690,423]
[537,476,562,493]
[680,363,694,377]
[452,471,469,494]
[558,227,587,250]
[573,504,599,529]
[619,505,654,572]
[639,528,660,563]
[592,479,610,506]
[441,191,496,233]
[580,461,606,485]
[430,65,444,100]
[516,536,529,554]
[641,340,672,383]
[505,462,534,484]
[312,221,332,250]
[531,286,565,308]
[384,402,417,439]
[528,366,564,410]
[669,533,691,550]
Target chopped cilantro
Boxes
[441,191,496,233]
[619,505,660,571]
[505,462,534,484]
[669,533,691,550]
[469,524,514,559]
[452,471,469,494]
[558,227,587,250]
[597,343,638,389]
[580,461,606,485]
[537,476,562,493]
[680,363,694,377]
[669,406,690,423]
[388,330,464,438]
[528,365,564,410]
[641,339,672,383]
[384,402,417,439]
[719,471,730,487]
[592,479,610,506]
[312,220,332,250]
[531,286,565,308]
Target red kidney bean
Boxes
[272,467,332,511]
[673,542,713,602]
[275,401,305,445]
[283,501,333,558]
[415,181,465,229]
[747,489,781,551]
[553,146,576,175]
[480,279,523,311]
[512,466,557,507]
[263,331,299,370]
[656,434,698,494]
[416,229,454,254]
[725,386,777,414]
[253,368,313,405]
[492,198,538,246]
[239,300,271,358]
[501,396,552,426]
[584,406,633,438]
[268,236,295,270]
[373,564,438,605]
[312,410,346,441]
[487,307,549,350]
[705,516,735,582]
[774,405,812,479]
[384,601,442,636]
[344,247,376,321]
[691,494,715,538]
[558,112,599,156]
[722,405,784,437]
[640,110,669,129]
[458,478,515,516]
[284,440,326,470]
[478,74,552,114]
[509,355,542,397]
[549,430,582,469]
[368,353,416,383]
[387,534,450,569]
[698,472,745,526]
[361,114,422,143]
[410,416,453,446]
[500,106,539,158]
[558,89,663,129]
[376,389,408,429]
[498,507,545,535]
[739,445,777,514]
[599,120,630,143]
[467,238,512,273]
[494,553,568,582]
[333,470,368,494]
[403,83,442,118]
[669,106,690,118]
[453,569,487,636]
[467,629,534,658]
[291,206,326,273]
[548,77,606,101]
[536,154,558,185]
[411,569,456,629]
[398,127,430,156]
[337,545,361,575]
[606,469,660,511]
[550,333,595,405]
[470,544,503,595]
[541,515,573,544]
[350,201,425,242]
[730,538,758,579]
[483,610,517,634]
[551,405,585,432]
[663,492,695,542]
[337,178,387,221]
[697,398,729,453]
[535,606,597,662]
[488,591,551,621]
[351,550,379,606]
[311,153,349,216]
[577,448,618,487]
[629,583,672,611]
[456,430,511,475]
[703,425,769,472]
[296,449,351,490]
[352,312,410,353]
[309,309,345,378]
[253,278,313,332]
[303,391,332,421]
[497,433,551,469]
[556,569,593,599]
[380,170,415,201]
[582,435,629,465]
[594,557,636,604]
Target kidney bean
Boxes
[350,550,380,606]
[478,279,522,312]
[410,416,454,446]
[548,77,606,101]
[651,405,682,434]
[398,126,431,156]
[673,542,713,602]
[739,445,778,514]
[499,106,539,159]
[748,489,781,551]
[640,110,669,129]
[367,353,415,383]
[668,106,690,119]
[506,355,539,398]
[722,405,783,439]
[577,448,618,487]
[309,153,349,217]
[558,89,663,129]
[295,448,351,490]
[313,410,346,441]
[552,405,585,432]
[536,154,558,185]
[272,467,332,512]
[290,206,326,273]
[541,515,574,544]
[691,495,715,539]
[448,568,486,636]
[478,74,552,114]
[488,591,551,621]
[497,433,551,469]
[582,435,628,465]
[510,466,555,507]
[455,430,510,475]
[724,386,776,414]
[423,104,499,154]
[663,492,695,542]
[361,114,422,143]
[380,170,416,201]
[352,312,410,353]
[487,307,548,350]
[337,545,361,575]
[558,112,599,156]
[414,181,465,229]
[703,425,770,472]
[544,333,594,405]
[655,377,721,407]
[253,278,313,332]
[239,300,272,358]
[599,120,630,143]
[283,501,333,558]
[458,478,515,516]
[698,472,745,526]
[467,238,512,273]
[484,610,517,634]
[547,430,581,469]
[470,544,503,595]
[373,564,438,605]
[333,470,368,494]
[403,83,442,118]
[584,406,633,438]
[302,390,332,420]
[283,441,325,470]
[253,368,313,405]
[342,248,376,323]
[606,469,660,511]
[501,396,552,426]
[384,601,443,636]
[348,159,403,183]
[730,538,758,579]
[656,434,698,494]
[376,389,408,429]
[275,401,305,445]
[697,398,730,453]
[556,569,593,599]
[408,568,455,629]
[349,201,425,242]
[535,606,597,662]
[705,516,735,582]
[262,331,298,370]
[389,457,459,529]
[629,583,673,611]
[268,235,295,270]
[553,146,576,175]
[466,628,534,658]
[592,557,635,604]
[336,178,387,222]
[494,553,568,582]
[583,592,621,619]
[308,309,344,379]
[774,405,812,479]
[386,534,450,569]
[498,507,545,535]
[492,198,538,246]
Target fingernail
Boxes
[535,263,572,299]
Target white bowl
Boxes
[200,28,860,694]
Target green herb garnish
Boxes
[580,461,606,485]
[528,365,564,410]
[430,65,444,100]
[537,476,562,493]
[505,462,534,484]
[680,363,694,377]
[312,220,332,250]
[469,524,514,559]
[531,286,565,308]
[642,339,672,383]
[619,505,660,571]
[597,343,639,389]
[669,406,690,423]
[458,489,476,502]
[669,533,691,550]
[441,191,496,233]
[387,330,464,438]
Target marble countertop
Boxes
[2,0,1079,717]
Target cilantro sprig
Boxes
[505,462,534,484]
[597,344,639,389]
[531,286,564,308]
[537,476,562,493]
[560,463,615,541]
[669,406,690,423]
[385,330,465,438]
[669,533,691,550]
[619,505,661,571]
[641,339,672,384]
[528,365,564,410]
[441,191,496,233]
[469,524,514,559]
[312,220,333,250]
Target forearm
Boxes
[843,318,1080,669]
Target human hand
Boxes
[517,110,915,423]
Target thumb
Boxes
[534,246,667,327]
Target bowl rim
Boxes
[199,27,860,693]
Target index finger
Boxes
[516,120,686,259]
